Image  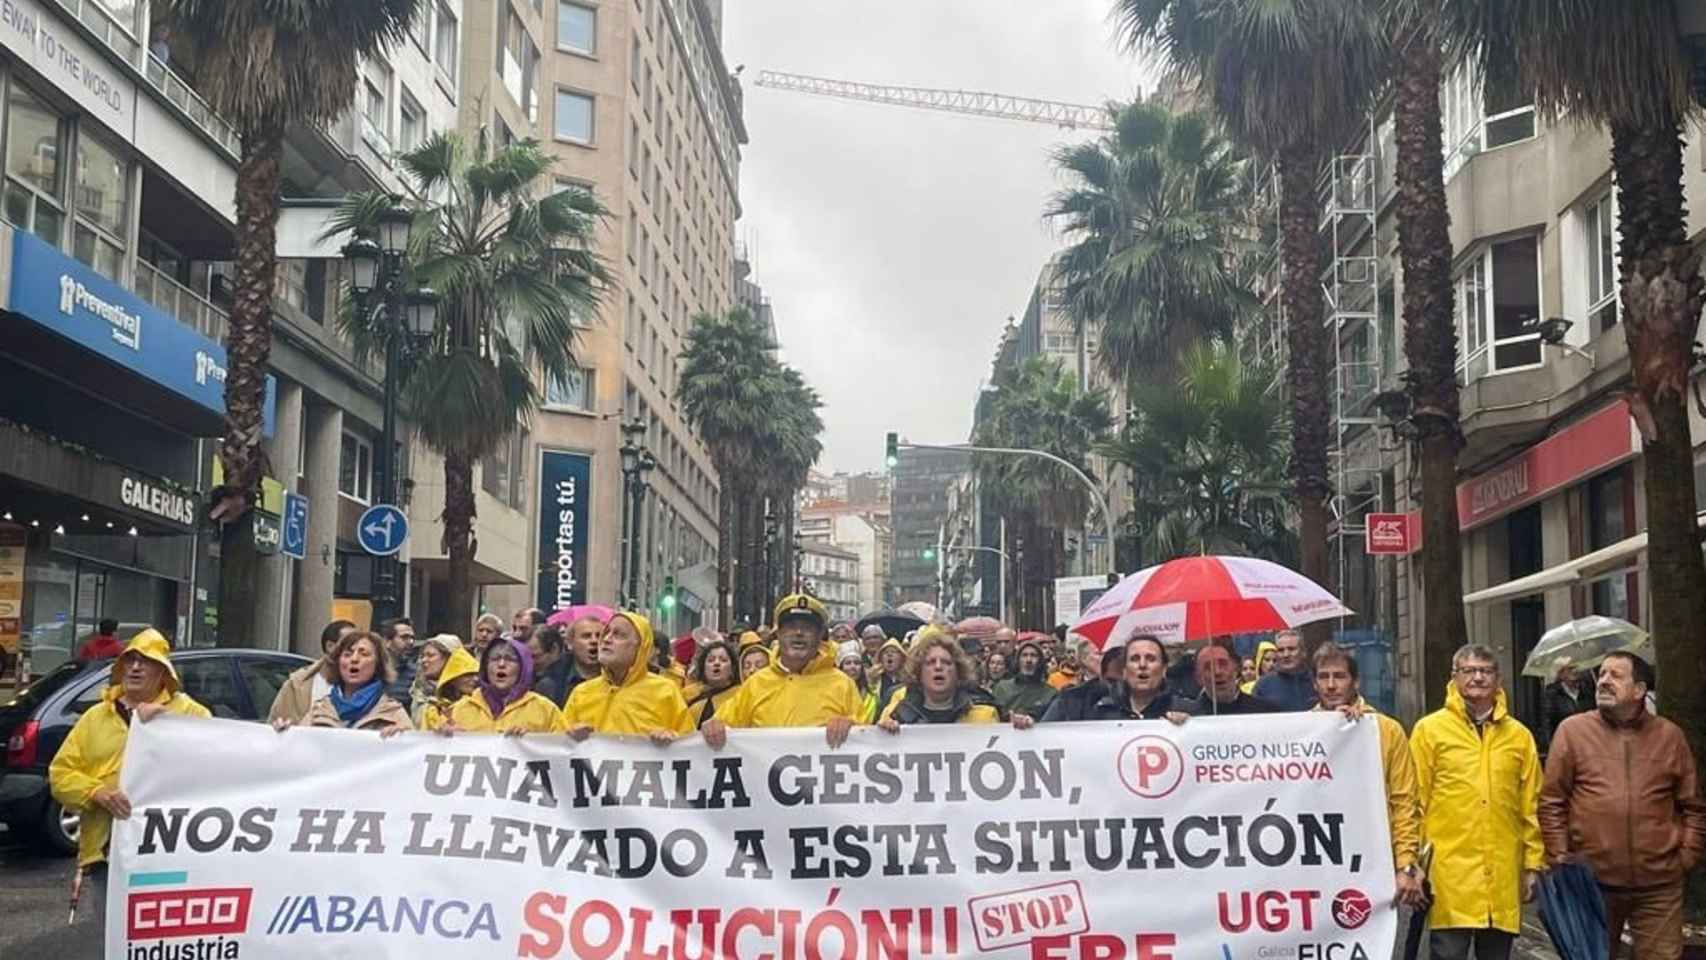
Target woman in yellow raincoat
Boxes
[445,634,565,734]
[49,629,210,933]
[420,648,480,731]
[1240,640,1276,694]
[562,611,693,740]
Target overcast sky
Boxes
[723,1,1152,474]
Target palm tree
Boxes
[328,133,608,635]
[679,308,782,626]
[1437,0,1706,768]
[162,0,422,645]
[1046,99,1258,392]
[760,366,824,612]
[1386,3,1468,703]
[1102,342,1293,565]
[973,356,1113,625]
[1113,0,1388,625]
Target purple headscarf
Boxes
[479,635,535,718]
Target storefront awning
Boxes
[1462,510,1706,606]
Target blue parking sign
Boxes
[282,493,309,560]
[357,504,409,557]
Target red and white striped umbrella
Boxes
[1071,555,1353,649]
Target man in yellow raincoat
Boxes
[1410,643,1544,960]
[703,594,862,749]
[563,611,692,740]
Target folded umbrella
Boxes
[1538,862,1608,960]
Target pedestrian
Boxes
[379,617,417,706]
[1410,643,1544,960]
[1241,639,1276,694]
[1047,636,1095,689]
[837,641,879,723]
[408,633,463,726]
[443,634,565,734]
[1539,651,1705,960]
[686,639,742,728]
[420,648,480,732]
[75,618,123,661]
[1081,635,1194,722]
[1251,629,1315,710]
[1541,663,1593,752]
[1239,656,1257,687]
[1194,642,1280,715]
[44,629,209,950]
[269,619,356,724]
[993,635,1056,720]
[1311,642,1423,907]
[878,632,1000,727]
[563,611,692,741]
[1038,642,1125,722]
[984,650,1010,687]
[511,607,545,638]
[991,626,1017,660]
[874,636,908,708]
[737,631,771,680]
[552,605,611,703]
[472,613,504,657]
[288,630,412,735]
[527,624,574,707]
[859,624,886,661]
[702,594,863,749]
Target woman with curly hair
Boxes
[878,630,1001,727]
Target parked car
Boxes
[0,647,312,854]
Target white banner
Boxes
[109,712,1397,960]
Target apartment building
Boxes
[797,540,860,624]
[799,506,890,612]
[452,0,745,625]
[1242,59,1706,726]
[0,0,466,667]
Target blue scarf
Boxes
[330,678,384,727]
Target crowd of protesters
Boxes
[40,593,1706,959]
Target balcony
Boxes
[132,258,227,344]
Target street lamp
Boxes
[341,201,439,627]
[618,419,648,608]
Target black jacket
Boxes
[532,656,574,708]
[888,685,1003,724]
[1039,679,1109,722]
[1087,683,1199,721]
[1193,689,1280,715]
[1540,680,1592,751]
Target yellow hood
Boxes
[1252,640,1276,672]
[107,629,179,696]
[1444,680,1509,722]
[611,612,657,687]
[435,647,479,696]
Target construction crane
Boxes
[752,70,1115,132]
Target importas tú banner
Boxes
[109,712,1397,959]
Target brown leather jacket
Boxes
[1539,709,1706,888]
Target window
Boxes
[1587,467,1633,619]
[558,1,596,55]
[1442,59,1535,178]
[555,88,594,144]
[435,2,459,81]
[338,433,373,503]
[627,207,638,263]
[1457,235,1542,380]
[274,259,308,311]
[625,293,638,349]
[72,133,128,280]
[546,366,596,410]
[362,63,391,149]
[630,37,643,92]
[4,83,66,246]
[1584,192,1618,336]
[398,89,425,151]
[408,5,430,52]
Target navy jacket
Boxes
[1252,668,1316,712]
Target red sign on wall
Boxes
[1365,512,1420,555]
[1455,400,1636,531]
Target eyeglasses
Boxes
[1454,666,1497,678]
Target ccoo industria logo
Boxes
[123,872,250,960]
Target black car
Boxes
[0,648,312,855]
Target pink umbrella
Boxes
[954,616,1003,639]
[1072,555,1353,650]
[546,604,614,627]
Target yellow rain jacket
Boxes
[448,637,566,734]
[419,648,480,731]
[713,641,862,728]
[1410,684,1543,933]
[49,630,210,866]
[1313,698,1419,870]
[1241,640,1276,695]
[562,613,693,735]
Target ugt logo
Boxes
[1116,734,1184,799]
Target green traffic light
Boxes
[661,594,676,609]
[885,432,899,469]
[922,548,936,560]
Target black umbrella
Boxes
[1538,862,1608,960]
[855,609,926,641]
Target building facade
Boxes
[797,540,860,624]
[798,507,890,613]
[889,446,969,606]
[457,0,746,626]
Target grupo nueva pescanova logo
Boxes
[59,273,141,350]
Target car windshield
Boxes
[1,660,86,715]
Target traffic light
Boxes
[660,575,677,610]
[885,432,899,469]
[922,547,936,561]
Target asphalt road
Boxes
[0,827,82,958]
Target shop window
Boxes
[1587,467,1633,620]
[1583,192,1618,336]
[338,432,373,503]
[4,83,67,247]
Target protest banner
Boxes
[109,711,1397,960]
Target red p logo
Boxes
[1117,735,1184,799]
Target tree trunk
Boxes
[716,479,732,629]
[753,494,771,620]
[215,123,285,647]
[443,450,476,639]
[1610,117,1706,774]
[1277,147,1333,649]
[1392,25,1468,709]
[732,491,754,625]
[747,494,766,620]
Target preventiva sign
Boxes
[8,231,274,430]
[535,450,591,612]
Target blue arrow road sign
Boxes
[357,504,409,557]
[282,493,309,560]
